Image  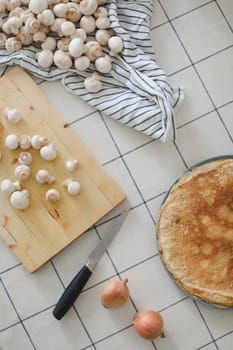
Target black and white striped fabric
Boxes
[0,0,184,142]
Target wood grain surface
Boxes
[0,67,126,272]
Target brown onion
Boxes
[133,310,164,340]
[101,278,129,308]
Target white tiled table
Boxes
[1,1,233,349]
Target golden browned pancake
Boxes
[157,158,233,307]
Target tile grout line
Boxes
[1,4,231,349]
[49,260,97,350]
[164,0,215,24]
[163,4,233,145]
[157,1,232,347]
[98,112,159,350]
[0,277,37,350]
[0,263,22,277]
[69,97,233,171]
[100,111,161,232]
[193,300,220,350]
[215,0,233,33]
[195,340,218,350]
[151,0,215,31]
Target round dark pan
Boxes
[157,154,233,309]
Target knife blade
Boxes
[53,202,130,320]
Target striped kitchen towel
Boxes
[0,0,184,142]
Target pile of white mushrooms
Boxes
[0,0,124,92]
[1,107,81,210]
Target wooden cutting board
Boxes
[0,67,126,272]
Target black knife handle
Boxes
[53,265,92,320]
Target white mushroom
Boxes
[5,37,22,52]
[71,28,86,42]
[9,7,24,17]
[65,159,78,172]
[95,16,110,29]
[61,20,76,36]
[10,189,30,210]
[20,9,35,24]
[50,18,66,36]
[41,36,56,51]
[108,36,124,54]
[14,164,31,181]
[85,40,102,61]
[79,15,96,33]
[6,0,21,11]
[74,55,90,71]
[95,55,112,73]
[45,188,60,203]
[37,49,53,68]
[31,134,48,149]
[40,143,57,160]
[5,134,19,150]
[68,37,84,58]
[57,36,71,51]
[66,2,80,10]
[39,24,50,34]
[4,108,22,124]
[80,0,97,16]
[66,6,81,22]
[6,16,23,34]
[95,29,112,46]
[2,21,11,35]
[37,9,54,25]
[16,27,33,46]
[24,17,40,34]
[63,178,80,195]
[84,72,102,92]
[18,151,32,165]
[18,134,31,150]
[33,31,46,43]
[0,179,21,196]
[53,50,73,69]
[36,169,55,184]
[53,3,67,18]
[29,0,48,14]
[94,6,108,18]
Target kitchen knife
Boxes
[53,202,130,320]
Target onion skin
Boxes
[133,310,164,340]
[101,278,129,308]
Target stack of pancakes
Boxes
[157,158,233,307]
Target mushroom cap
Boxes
[68,37,85,58]
[95,55,112,73]
[45,188,60,203]
[4,108,22,124]
[40,143,57,161]
[80,0,98,16]
[18,151,33,165]
[5,134,19,150]
[29,0,48,14]
[10,190,30,210]
[0,179,14,196]
[53,50,73,70]
[37,49,54,68]
[108,36,124,53]
[67,181,80,195]
[74,56,90,71]
[15,164,31,180]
